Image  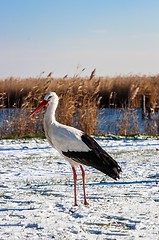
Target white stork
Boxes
[31,92,121,206]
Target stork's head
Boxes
[30,92,58,116]
[44,92,58,103]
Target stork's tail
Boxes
[81,134,122,180]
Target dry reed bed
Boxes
[0,75,159,138]
[0,74,159,108]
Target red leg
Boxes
[80,165,89,205]
[72,166,78,206]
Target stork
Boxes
[31,92,121,206]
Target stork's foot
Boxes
[69,205,78,213]
[84,200,89,206]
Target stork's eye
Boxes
[48,96,52,100]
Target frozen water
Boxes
[0,137,159,239]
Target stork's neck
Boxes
[44,100,58,124]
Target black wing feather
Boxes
[62,134,121,180]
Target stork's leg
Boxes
[80,165,89,205]
[72,166,78,206]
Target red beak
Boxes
[30,100,48,116]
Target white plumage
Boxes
[31,92,121,206]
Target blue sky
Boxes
[0,0,159,78]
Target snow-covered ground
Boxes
[0,137,159,240]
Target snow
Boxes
[0,137,159,240]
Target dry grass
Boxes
[0,74,159,108]
[0,74,159,138]
[118,108,139,136]
[0,76,101,138]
